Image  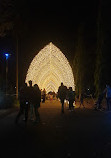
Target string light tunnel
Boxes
[25,42,75,93]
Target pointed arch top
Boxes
[25,42,75,92]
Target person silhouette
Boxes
[33,84,41,123]
[15,82,29,124]
[28,80,34,120]
[79,93,85,108]
[42,88,46,103]
[67,87,75,111]
[105,85,111,110]
[58,82,67,113]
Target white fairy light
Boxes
[25,42,75,93]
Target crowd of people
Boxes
[15,81,76,124]
[15,80,41,124]
[57,83,111,113]
[57,82,75,113]
[15,81,111,124]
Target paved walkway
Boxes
[0,99,111,158]
[0,107,17,119]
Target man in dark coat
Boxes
[42,88,46,103]
[28,80,34,120]
[15,83,29,124]
[67,87,75,111]
[104,85,111,110]
[58,82,67,113]
[33,84,41,123]
[79,93,85,108]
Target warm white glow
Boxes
[25,42,75,93]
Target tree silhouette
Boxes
[72,25,85,98]
[0,0,15,37]
[94,0,111,97]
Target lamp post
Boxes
[5,53,10,95]
[16,37,18,100]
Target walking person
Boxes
[15,83,29,124]
[79,93,85,108]
[67,87,75,111]
[58,82,67,113]
[33,84,41,123]
[28,80,34,120]
[95,92,104,110]
[105,85,111,110]
[42,88,46,103]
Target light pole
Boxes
[5,53,10,95]
[16,37,18,100]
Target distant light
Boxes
[64,99,67,103]
[5,53,9,60]
[88,88,89,91]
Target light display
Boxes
[25,42,75,93]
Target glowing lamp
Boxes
[5,53,9,60]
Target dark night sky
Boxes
[0,0,101,87]
[18,0,98,65]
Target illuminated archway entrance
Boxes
[25,42,75,93]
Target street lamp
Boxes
[16,38,18,100]
[5,53,9,60]
[5,53,10,95]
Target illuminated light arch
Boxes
[25,42,75,93]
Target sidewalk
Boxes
[0,98,20,119]
[0,98,107,119]
[0,107,18,119]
